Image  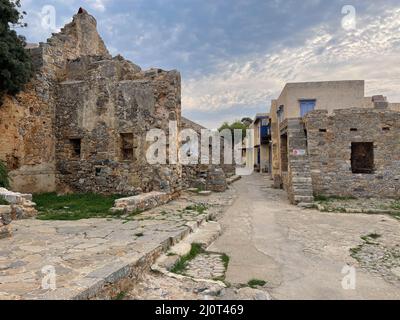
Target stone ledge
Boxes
[0,188,33,205]
[152,221,226,288]
[111,191,172,214]
[227,175,241,185]
[35,212,215,300]
[0,188,38,223]
[315,203,400,218]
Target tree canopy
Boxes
[218,119,250,140]
[0,0,33,100]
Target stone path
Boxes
[125,272,271,300]
[209,174,400,300]
[0,189,235,300]
[185,254,226,280]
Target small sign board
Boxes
[293,149,306,156]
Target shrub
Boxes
[0,160,10,188]
[0,0,33,101]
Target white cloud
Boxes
[85,0,107,12]
[183,7,400,113]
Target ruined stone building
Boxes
[269,80,400,204]
[0,9,183,196]
[181,117,235,192]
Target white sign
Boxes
[293,149,306,156]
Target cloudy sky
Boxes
[18,0,400,129]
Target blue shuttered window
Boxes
[300,100,316,117]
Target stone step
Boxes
[293,191,314,197]
[294,195,314,203]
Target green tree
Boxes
[0,159,10,188]
[241,117,253,126]
[218,120,249,140]
[0,0,33,100]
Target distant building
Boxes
[269,80,400,204]
[243,113,271,173]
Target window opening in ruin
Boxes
[351,142,374,174]
[95,167,102,176]
[120,133,134,161]
[350,128,358,132]
[319,129,327,133]
[382,127,390,132]
[280,133,288,172]
[70,139,81,158]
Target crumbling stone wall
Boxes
[1,9,183,196]
[0,188,37,238]
[180,117,232,192]
[0,88,55,193]
[304,108,400,198]
[56,55,182,195]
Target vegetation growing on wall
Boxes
[0,160,10,188]
[0,0,33,101]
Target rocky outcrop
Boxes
[0,188,37,238]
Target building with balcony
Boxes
[244,113,271,173]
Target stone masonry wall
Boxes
[0,8,111,193]
[56,56,182,195]
[180,117,230,192]
[1,9,183,196]
[284,119,314,204]
[304,108,400,198]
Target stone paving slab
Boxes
[0,190,235,300]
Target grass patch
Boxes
[367,233,381,240]
[221,253,230,270]
[113,291,127,300]
[247,279,267,288]
[314,195,356,202]
[34,193,126,220]
[185,204,208,215]
[0,198,9,205]
[360,233,382,245]
[171,243,204,274]
[391,201,400,211]
[166,252,177,257]
[350,245,362,256]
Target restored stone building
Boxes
[269,80,400,204]
[0,9,182,196]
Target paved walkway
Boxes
[0,190,235,300]
[209,174,400,300]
